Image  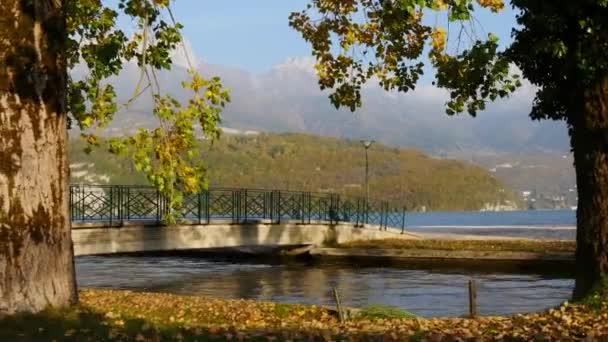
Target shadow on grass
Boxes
[0,306,197,341]
[0,305,423,341]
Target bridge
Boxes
[70,185,417,256]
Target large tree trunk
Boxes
[572,75,608,299]
[0,0,77,314]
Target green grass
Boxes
[356,304,417,320]
[337,238,576,253]
[578,277,608,311]
[272,303,293,318]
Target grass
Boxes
[356,304,417,320]
[578,278,608,311]
[0,288,607,340]
[336,238,576,253]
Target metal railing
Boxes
[69,184,407,231]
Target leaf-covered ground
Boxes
[336,239,576,253]
[1,288,607,341]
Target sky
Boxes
[95,1,569,154]
[162,0,520,73]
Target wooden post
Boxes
[468,279,477,318]
[332,287,346,323]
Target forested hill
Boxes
[69,133,519,211]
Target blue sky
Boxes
[165,0,519,72]
[169,0,312,71]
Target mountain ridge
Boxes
[74,57,570,156]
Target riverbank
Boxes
[334,238,576,252]
[312,239,576,272]
[1,289,607,341]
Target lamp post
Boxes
[360,140,374,206]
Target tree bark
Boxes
[0,0,77,314]
[571,75,608,299]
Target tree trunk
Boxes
[571,75,608,299]
[0,0,77,314]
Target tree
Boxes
[0,0,227,314]
[0,0,77,314]
[290,0,608,298]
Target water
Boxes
[76,256,573,317]
[76,210,577,317]
[403,209,576,240]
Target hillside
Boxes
[69,133,519,211]
[71,60,573,208]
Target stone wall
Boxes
[72,223,418,256]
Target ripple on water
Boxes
[76,256,574,318]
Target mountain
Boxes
[69,133,520,212]
[70,56,575,206]
[74,57,571,155]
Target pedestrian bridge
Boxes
[70,185,415,256]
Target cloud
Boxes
[170,38,202,70]
[91,54,568,154]
[270,56,316,74]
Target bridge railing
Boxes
[69,184,407,231]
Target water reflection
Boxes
[76,256,573,317]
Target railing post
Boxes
[125,187,130,221]
[384,202,389,230]
[121,186,126,226]
[243,189,248,223]
[357,198,362,227]
[380,202,387,230]
[69,185,74,223]
[364,198,369,226]
[117,186,123,226]
[401,207,406,234]
[263,191,268,220]
[269,191,273,223]
[81,185,85,222]
[205,190,210,224]
[277,191,281,224]
[197,191,202,224]
[156,188,161,224]
[109,186,113,227]
[231,190,236,224]
[378,202,383,230]
[300,192,305,224]
[307,192,312,224]
[336,195,341,223]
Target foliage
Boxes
[1,289,608,340]
[357,304,417,320]
[338,238,576,253]
[69,132,519,211]
[290,0,608,121]
[508,1,608,121]
[66,0,230,222]
[289,0,521,114]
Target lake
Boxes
[403,209,576,240]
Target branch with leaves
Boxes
[289,0,520,115]
[66,0,230,222]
